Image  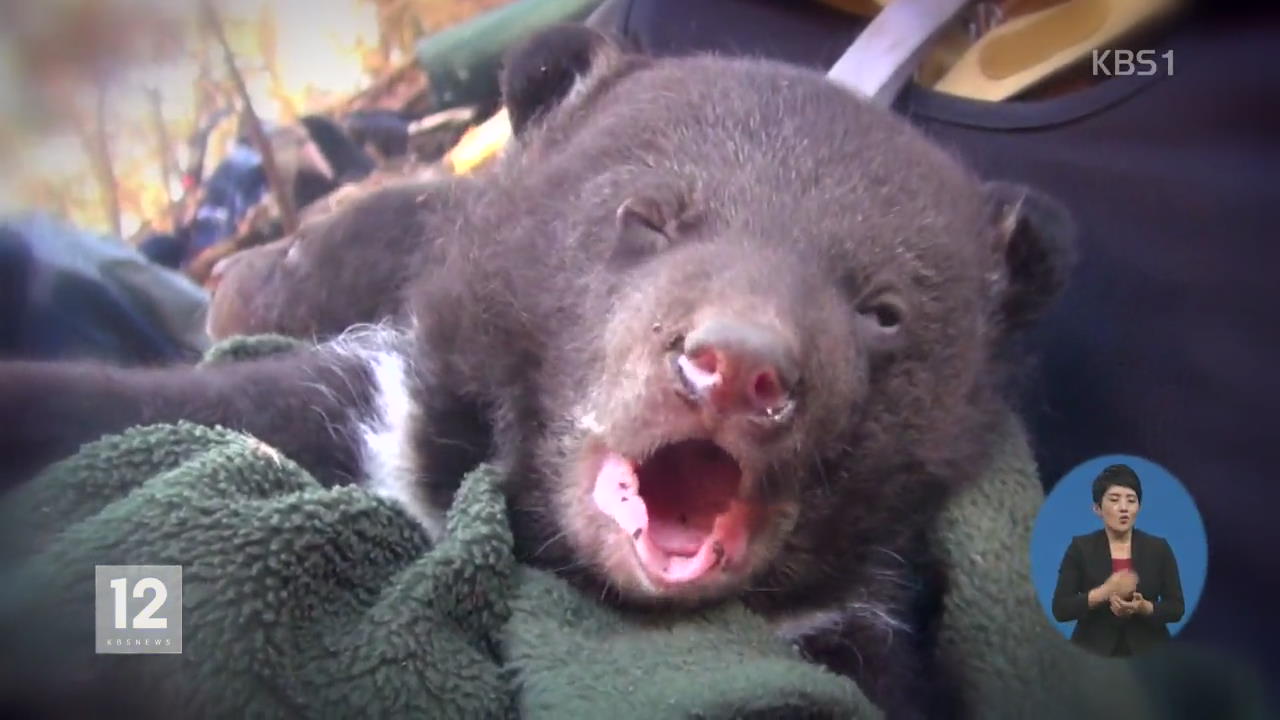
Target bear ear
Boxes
[984,181,1078,333]
[500,24,624,138]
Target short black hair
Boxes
[137,232,186,270]
[1092,464,1142,505]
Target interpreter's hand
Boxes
[1107,569,1139,598]
[1109,594,1132,617]
[1131,592,1154,616]
[1109,593,1148,618]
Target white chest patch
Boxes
[334,326,446,541]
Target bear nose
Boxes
[677,318,798,416]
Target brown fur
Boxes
[207,177,472,342]
[414,27,1053,600]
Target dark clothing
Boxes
[137,232,187,270]
[0,228,33,356]
[0,214,209,367]
[344,109,411,160]
[295,115,377,209]
[1053,529,1185,657]
[595,0,1280,684]
[187,143,267,264]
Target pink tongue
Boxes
[591,454,648,538]
[591,450,749,586]
[647,516,713,555]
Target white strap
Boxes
[827,0,973,106]
[585,0,630,31]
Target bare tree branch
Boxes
[76,81,123,239]
[199,0,299,235]
[145,86,182,229]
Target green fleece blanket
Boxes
[0,339,1271,719]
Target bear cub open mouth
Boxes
[592,438,754,586]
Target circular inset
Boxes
[1030,454,1207,658]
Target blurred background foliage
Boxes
[0,0,512,241]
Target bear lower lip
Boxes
[591,439,751,586]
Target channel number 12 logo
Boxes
[95,565,183,654]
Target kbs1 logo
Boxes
[1091,49,1174,77]
[95,565,183,654]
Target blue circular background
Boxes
[1030,454,1208,639]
